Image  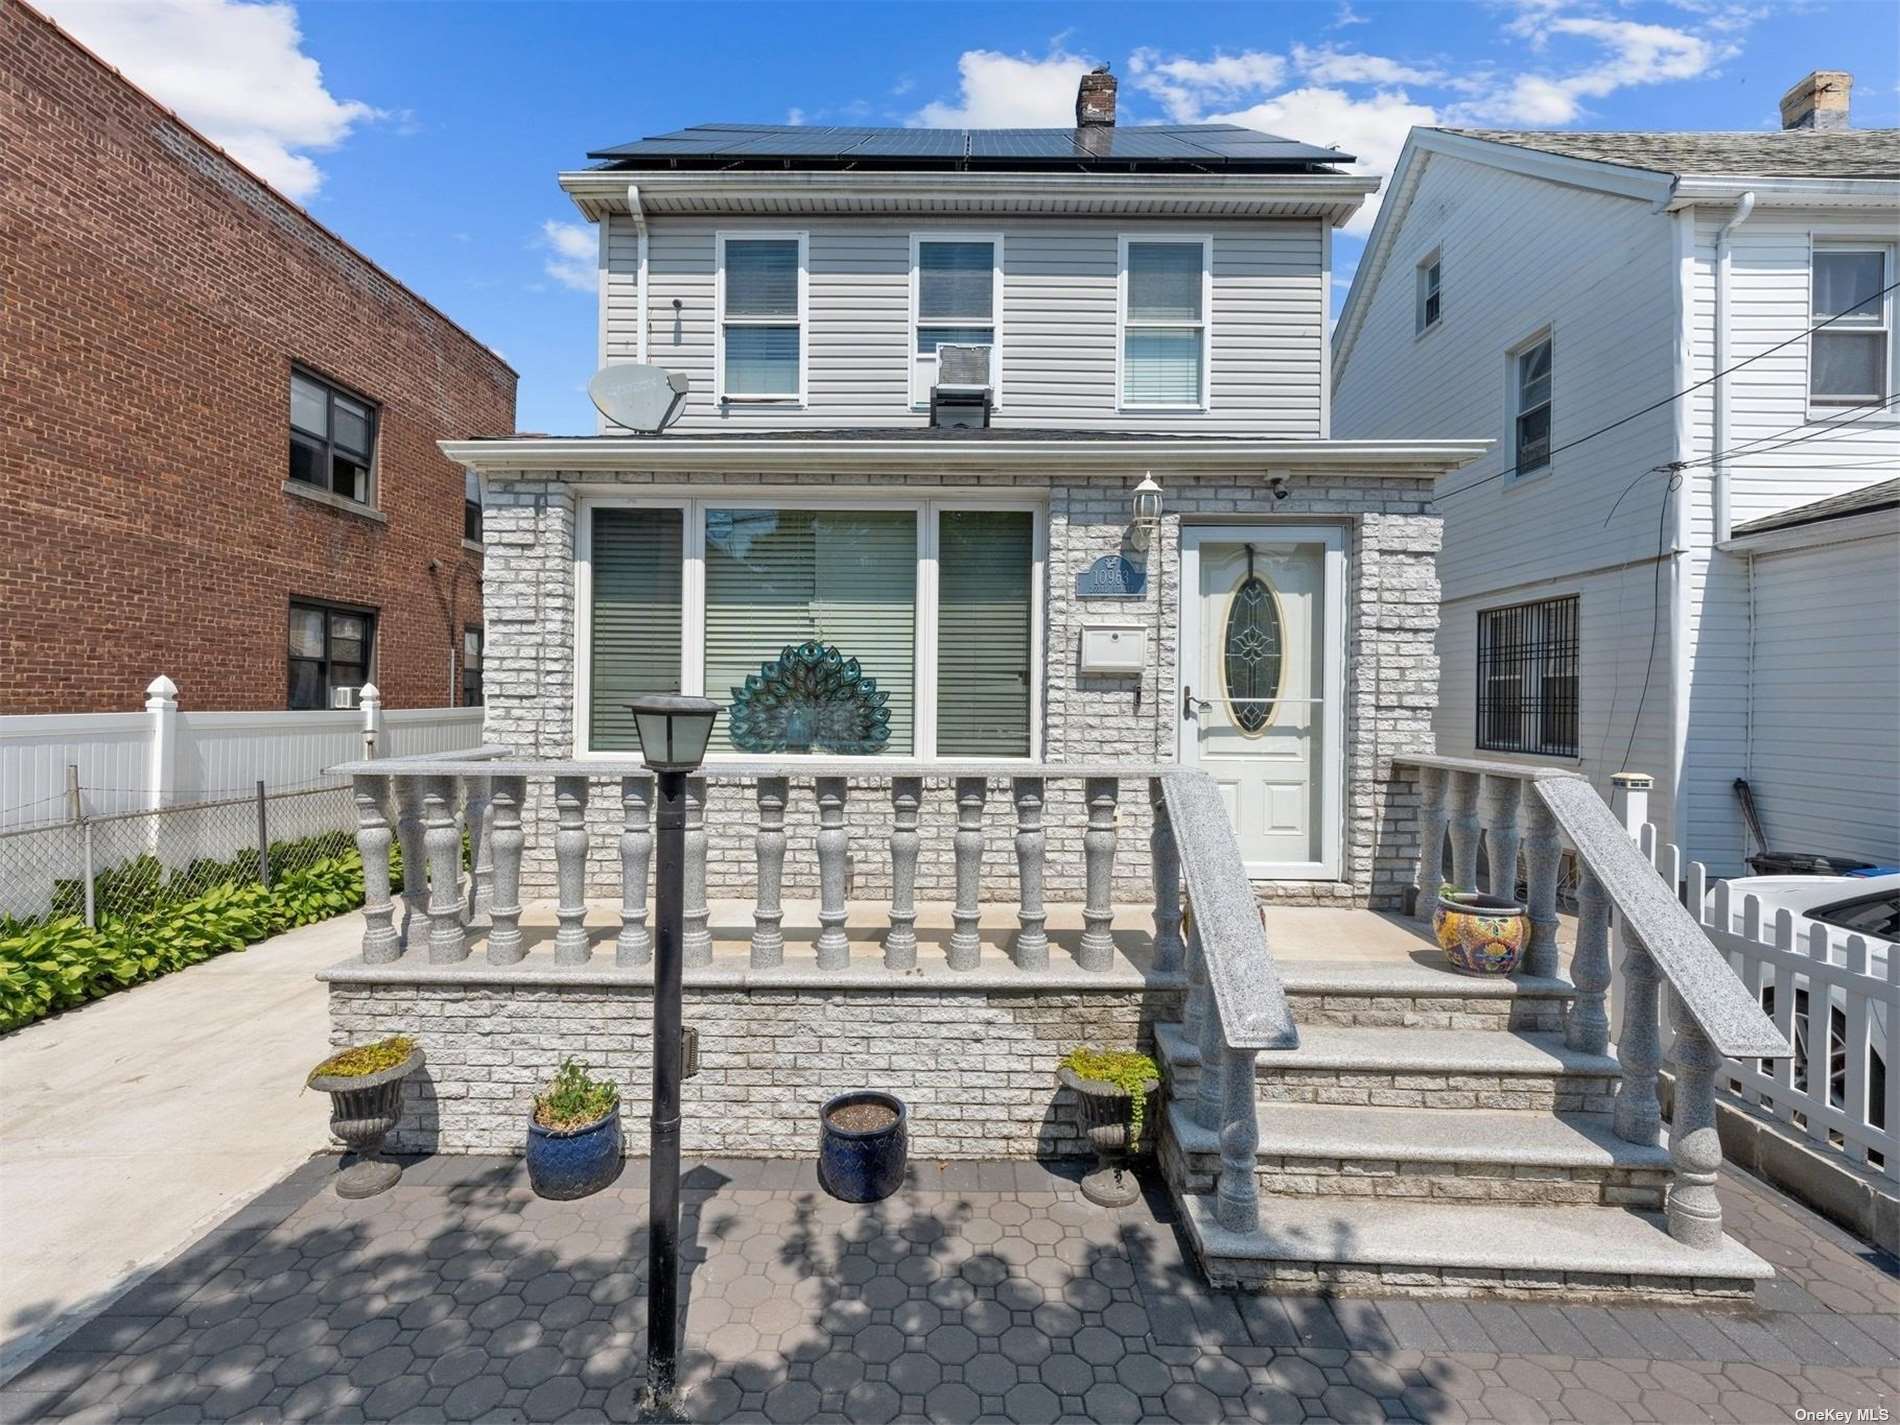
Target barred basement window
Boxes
[1476,596,1578,758]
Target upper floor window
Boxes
[1812,247,1893,407]
[462,626,484,707]
[464,469,483,544]
[1477,595,1578,759]
[1121,237,1210,410]
[290,368,376,505]
[911,236,1001,405]
[717,233,805,403]
[288,600,373,710]
[1512,334,1553,474]
[1416,252,1442,334]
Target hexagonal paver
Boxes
[854,1322,907,1364]
[1072,1324,1125,1365]
[811,1349,865,1393]
[349,1343,414,1388]
[925,1381,982,1423]
[524,1374,586,1421]
[924,1322,980,1365]
[762,1379,821,1422]
[1083,1381,1145,1423]
[502,1344,565,1389]
[999,1323,1051,1365]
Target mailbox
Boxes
[1079,624,1145,674]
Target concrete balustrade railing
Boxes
[1395,754,1792,1250]
[332,754,1290,1233]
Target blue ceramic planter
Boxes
[817,1091,908,1203]
[526,1108,623,1200]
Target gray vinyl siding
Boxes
[605,214,1325,435]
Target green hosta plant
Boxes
[1061,1046,1160,1149]
[534,1058,620,1133]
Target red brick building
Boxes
[0,1,516,714]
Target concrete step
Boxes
[1157,1021,1622,1114]
[1162,1102,1672,1209]
[1277,960,1575,1033]
[1176,1192,1772,1303]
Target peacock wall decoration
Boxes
[727,641,892,755]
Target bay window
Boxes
[1121,236,1210,409]
[580,500,1040,760]
[911,236,1001,405]
[1812,247,1893,407]
[717,233,805,402]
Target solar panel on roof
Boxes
[966,130,1081,159]
[848,130,966,156]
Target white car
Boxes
[1706,872,1895,1133]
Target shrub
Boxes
[311,1034,416,1082]
[534,1058,619,1132]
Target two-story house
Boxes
[1332,72,1900,876]
[445,69,1484,903]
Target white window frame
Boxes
[909,233,1005,409]
[1415,249,1442,336]
[574,489,1046,763]
[1809,240,1896,415]
[1507,327,1554,477]
[1117,233,1214,413]
[713,230,808,406]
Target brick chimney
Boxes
[1779,70,1852,130]
[1076,65,1117,127]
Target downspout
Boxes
[1711,190,1756,544]
[628,184,649,365]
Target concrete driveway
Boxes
[0,914,356,1380]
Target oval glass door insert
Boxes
[1223,544,1283,734]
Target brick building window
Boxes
[288,600,375,709]
[290,367,377,504]
[464,469,483,543]
[1476,595,1578,758]
[462,626,484,706]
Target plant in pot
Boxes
[1057,1046,1159,1207]
[1432,881,1530,976]
[526,1058,624,1200]
[817,1090,908,1204]
[307,1035,424,1198]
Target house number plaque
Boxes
[1074,553,1147,598]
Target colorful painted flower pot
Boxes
[1433,891,1529,976]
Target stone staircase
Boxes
[1156,955,1776,1304]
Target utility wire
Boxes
[1619,465,1682,775]
[1437,278,1900,502]
[1676,394,1900,469]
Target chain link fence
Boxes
[0,783,356,925]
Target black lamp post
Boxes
[626,693,720,1419]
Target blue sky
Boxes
[39,0,1900,434]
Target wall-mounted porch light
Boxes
[1130,472,1163,550]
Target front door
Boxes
[1179,527,1344,879]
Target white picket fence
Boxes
[1616,823,1897,1182]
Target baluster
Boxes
[394,777,428,948]
[683,776,711,968]
[1568,865,1612,1055]
[1447,771,1482,894]
[1216,1046,1262,1234]
[1011,777,1047,972]
[616,775,652,967]
[353,775,399,964]
[553,776,591,965]
[814,777,848,970]
[1481,774,1523,902]
[1613,926,1663,1145]
[1666,1005,1726,1248]
[752,777,789,969]
[465,775,494,925]
[487,776,526,965]
[1412,765,1449,919]
[1078,777,1119,972]
[423,776,468,964]
[950,777,987,971]
[1149,778,1185,974]
[1194,990,1224,1131]
[885,778,922,971]
[1521,796,1563,979]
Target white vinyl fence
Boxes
[1614,821,1896,1182]
[0,677,484,921]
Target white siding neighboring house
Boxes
[1332,73,1900,874]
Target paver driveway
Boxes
[3,1155,1893,1423]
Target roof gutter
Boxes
[1666,175,1900,210]
[439,435,1490,477]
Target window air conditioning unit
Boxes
[330,686,361,710]
[930,343,993,429]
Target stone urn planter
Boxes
[818,1090,909,1203]
[1433,888,1530,976]
[1058,1052,1159,1208]
[307,1038,424,1199]
[526,1059,624,1200]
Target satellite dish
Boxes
[589,364,689,433]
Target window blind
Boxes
[589,508,684,751]
[724,326,800,396]
[918,242,994,321]
[1123,328,1203,406]
[1127,242,1203,321]
[723,239,798,316]
[937,510,1033,757]
[704,509,916,754]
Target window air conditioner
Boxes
[930,343,993,429]
[330,686,361,710]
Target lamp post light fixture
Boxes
[626,693,720,1419]
[1130,471,1163,551]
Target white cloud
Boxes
[786,107,808,126]
[1475,14,1725,124]
[539,220,595,293]
[1291,44,1449,89]
[38,0,378,201]
[1127,49,1286,122]
[911,47,1095,127]
[1329,2,1370,27]
[1214,88,1439,234]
